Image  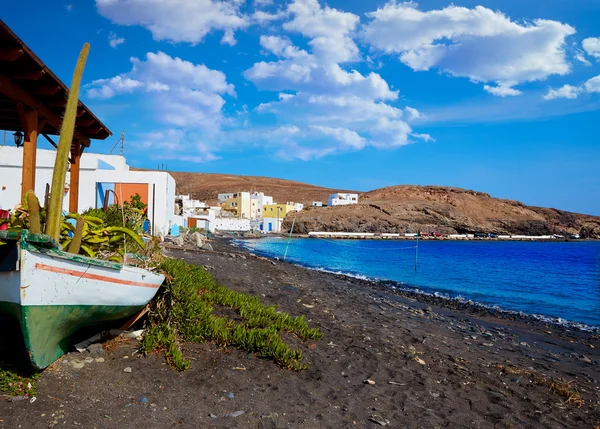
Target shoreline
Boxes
[230,237,600,334]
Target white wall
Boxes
[213,218,252,231]
[262,217,283,233]
[0,147,178,235]
[217,193,235,203]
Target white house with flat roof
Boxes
[327,193,358,206]
[0,146,181,235]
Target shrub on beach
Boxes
[141,259,323,371]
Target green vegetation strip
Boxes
[141,259,323,371]
[0,367,39,397]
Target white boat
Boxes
[0,230,164,369]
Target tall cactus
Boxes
[67,215,84,254]
[45,43,90,240]
[25,190,42,234]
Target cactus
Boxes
[45,43,90,240]
[25,190,42,234]
[67,216,84,254]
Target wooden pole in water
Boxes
[414,233,419,272]
[284,216,296,261]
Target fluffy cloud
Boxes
[584,75,600,93]
[242,0,432,159]
[133,129,219,163]
[483,83,523,97]
[362,3,576,96]
[108,32,125,48]
[311,125,367,149]
[87,52,235,160]
[543,84,581,100]
[582,37,600,60]
[543,75,600,100]
[95,0,248,46]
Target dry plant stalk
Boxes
[499,365,584,408]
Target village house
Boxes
[327,192,358,206]
[0,146,181,235]
[261,202,303,232]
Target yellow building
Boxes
[262,203,297,218]
[262,202,300,232]
[220,192,251,218]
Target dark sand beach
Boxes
[1,238,599,428]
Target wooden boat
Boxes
[0,230,164,369]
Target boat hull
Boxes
[0,235,164,369]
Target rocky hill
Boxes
[165,171,600,238]
[283,186,600,238]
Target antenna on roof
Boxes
[109,130,125,156]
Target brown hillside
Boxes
[167,171,356,206]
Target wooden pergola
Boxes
[0,19,111,213]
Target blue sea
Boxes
[235,237,600,328]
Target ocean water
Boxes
[235,237,600,327]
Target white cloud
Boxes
[65,4,72,12]
[582,37,600,60]
[281,0,360,64]
[483,83,523,97]
[543,84,581,100]
[411,133,435,142]
[404,106,421,121]
[253,10,288,25]
[311,125,366,149]
[584,75,600,93]
[242,1,434,159]
[254,0,273,6]
[574,51,591,66]
[87,76,143,99]
[362,3,575,96]
[543,75,600,100]
[95,0,248,46]
[108,32,125,48]
[134,129,220,163]
[87,51,234,134]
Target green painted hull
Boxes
[0,302,141,369]
[21,304,142,369]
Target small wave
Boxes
[382,281,600,334]
[302,265,370,281]
[296,264,600,333]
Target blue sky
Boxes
[2,0,600,214]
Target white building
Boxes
[327,193,358,206]
[293,202,304,212]
[177,194,209,211]
[0,146,181,236]
[250,192,273,219]
[217,192,235,204]
[312,201,323,207]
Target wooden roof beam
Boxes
[31,85,61,96]
[77,118,95,127]
[78,126,103,135]
[0,73,90,146]
[0,48,24,61]
[9,70,46,81]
